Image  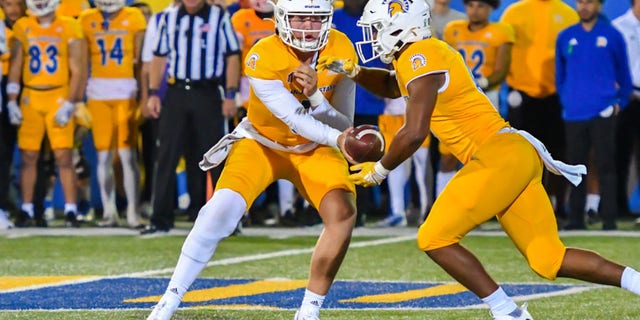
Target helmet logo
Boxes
[384,0,409,17]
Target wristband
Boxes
[308,89,324,106]
[148,88,159,96]
[477,77,489,90]
[374,161,390,176]
[224,87,238,100]
[7,82,20,95]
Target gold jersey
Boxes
[392,38,507,164]
[500,0,578,98]
[13,15,83,87]
[79,7,146,79]
[244,29,357,146]
[231,8,275,75]
[443,20,514,91]
[56,0,91,18]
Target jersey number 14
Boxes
[97,37,124,65]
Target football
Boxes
[344,124,385,163]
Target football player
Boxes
[443,0,513,108]
[146,1,358,319]
[8,0,86,227]
[319,0,640,319]
[78,0,146,228]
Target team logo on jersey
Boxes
[410,53,426,71]
[596,36,607,48]
[384,0,409,17]
[246,53,259,70]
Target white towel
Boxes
[199,118,319,171]
[498,127,587,186]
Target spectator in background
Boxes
[141,0,240,235]
[332,0,386,226]
[429,0,466,40]
[444,0,513,108]
[79,0,146,228]
[501,0,578,219]
[613,0,640,220]
[8,0,86,227]
[556,0,632,230]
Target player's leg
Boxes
[292,146,356,319]
[88,100,118,225]
[147,139,278,320]
[116,99,141,227]
[15,89,46,226]
[46,93,78,227]
[418,133,541,318]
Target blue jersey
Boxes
[332,9,386,116]
[556,16,632,121]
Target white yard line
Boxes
[0,235,415,294]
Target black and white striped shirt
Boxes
[153,4,239,81]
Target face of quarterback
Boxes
[288,15,324,43]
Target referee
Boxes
[142,0,240,235]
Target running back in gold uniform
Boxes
[217,29,357,210]
[79,7,146,151]
[443,20,514,92]
[12,15,83,150]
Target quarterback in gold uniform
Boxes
[7,0,85,227]
[147,1,358,320]
[319,0,640,319]
[79,0,146,228]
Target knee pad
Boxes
[525,238,566,280]
[181,189,247,263]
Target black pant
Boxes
[565,115,617,230]
[0,76,17,212]
[615,99,640,215]
[150,83,225,230]
[507,90,567,216]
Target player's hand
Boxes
[222,97,237,118]
[7,100,22,126]
[146,95,162,119]
[338,127,357,164]
[74,102,92,129]
[293,64,318,97]
[349,161,390,187]
[54,101,76,127]
[317,56,360,79]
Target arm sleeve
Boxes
[220,11,240,56]
[310,76,354,131]
[613,31,632,108]
[142,14,159,63]
[153,13,170,57]
[554,34,566,94]
[248,77,343,148]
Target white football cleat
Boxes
[147,290,181,320]
[0,209,14,229]
[294,309,320,320]
[493,303,533,320]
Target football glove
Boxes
[54,100,76,127]
[7,100,22,126]
[317,56,360,79]
[349,161,390,187]
[74,102,92,128]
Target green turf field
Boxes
[1,223,640,319]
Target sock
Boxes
[585,193,600,212]
[299,289,325,316]
[436,170,456,197]
[621,267,640,295]
[64,203,77,214]
[481,287,518,317]
[21,203,34,218]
